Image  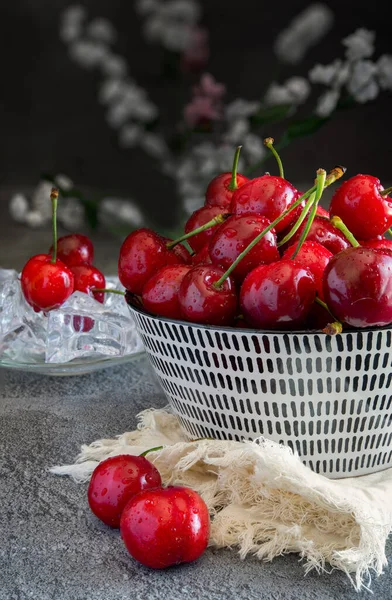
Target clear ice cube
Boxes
[46,290,144,363]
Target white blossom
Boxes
[224,119,250,145]
[285,77,311,104]
[242,134,266,164]
[9,194,29,222]
[68,40,108,69]
[101,54,128,78]
[140,133,168,158]
[314,89,340,117]
[86,18,117,44]
[225,99,259,121]
[159,22,192,51]
[347,60,379,103]
[118,124,143,147]
[61,5,86,26]
[98,79,127,104]
[343,28,375,62]
[55,174,74,191]
[376,55,392,91]
[264,78,309,106]
[99,198,145,227]
[142,0,200,51]
[274,3,334,65]
[31,181,55,220]
[58,198,85,230]
[60,22,82,43]
[135,0,161,15]
[24,211,47,228]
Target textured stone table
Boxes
[1,355,391,600]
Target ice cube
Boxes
[46,291,144,363]
[0,269,47,362]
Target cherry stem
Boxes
[50,187,59,264]
[314,297,343,335]
[289,169,326,260]
[264,137,284,178]
[166,213,230,249]
[381,187,392,197]
[277,192,316,248]
[91,288,125,295]
[329,216,360,247]
[139,445,163,457]
[214,165,345,288]
[228,145,242,192]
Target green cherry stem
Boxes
[381,187,392,197]
[264,137,284,178]
[289,169,326,260]
[214,165,345,288]
[166,213,230,250]
[139,445,164,457]
[277,192,316,248]
[50,187,59,264]
[228,145,243,192]
[329,216,360,247]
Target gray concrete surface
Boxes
[1,355,392,600]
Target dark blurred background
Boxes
[0,0,391,231]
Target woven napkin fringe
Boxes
[50,406,392,592]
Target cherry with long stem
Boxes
[228,145,242,191]
[166,213,230,250]
[214,165,346,288]
[264,137,284,178]
[50,187,59,263]
[329,216,360,247]
[277,192,316,248]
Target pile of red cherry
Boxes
[20,189,106,315]
[87,451,210,569]
[118,141,392,332]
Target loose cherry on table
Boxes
[49,233,94,267]
[71,264,106,303]
[329,174,392,240]
[204,145,249,209]
[87,454,162,528]
[120,485,210,569]
[21,188,74,312]
[208,214,280,282]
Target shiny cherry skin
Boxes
[279,215,351,255]
[118,228,185,295]
[191,243,212,265]
[162,239,192,264]
[49,233,94,267]
[240,259,316,329]
[178,264,238,326]
[230,175,303,233]
[184,205,228,253]
[282,240,333,300]
[21,254,74,312]
[208,214,280,282]
[71,264,106,303]
[87,454,162,529]
[316,205,330,219]
[323,246,392,328]
[329,174,392,240]
[359,237,392,251]
[120,485,210,569]
[142,264,192,319]
[204,171,249,209]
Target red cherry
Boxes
[359,237,392,251]
[71,264,106,303]
[178,264,238,326]
[21,254,74,312]
[50,233,94,267]
[279,215,351,255]
[120,485,210,569]
[329,174,392,240]
[184,205,227,253]
[88,454,162,528]
[142,264,192,319]
[323,246,392,328]
[316,205,330,219]
[240,259,316,329]
[162,239,192,264]
[118,228,185,295]
[304,300,333,331]
[205,172,249,209]
[208,214,280,282]
[282,240,333,300]
[230,175,303,233]
[191,243,212,265]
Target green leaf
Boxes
[279,115,330,146]
[249,104,294,126]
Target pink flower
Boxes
[181,27,210,72]
[183,95,222,128]
[193,72,226,100]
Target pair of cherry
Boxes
[118,139,392,331]
[21,188,106,314]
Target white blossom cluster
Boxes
[309,28,392,117]
[135,0,201,52]
[60,5,166,159]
